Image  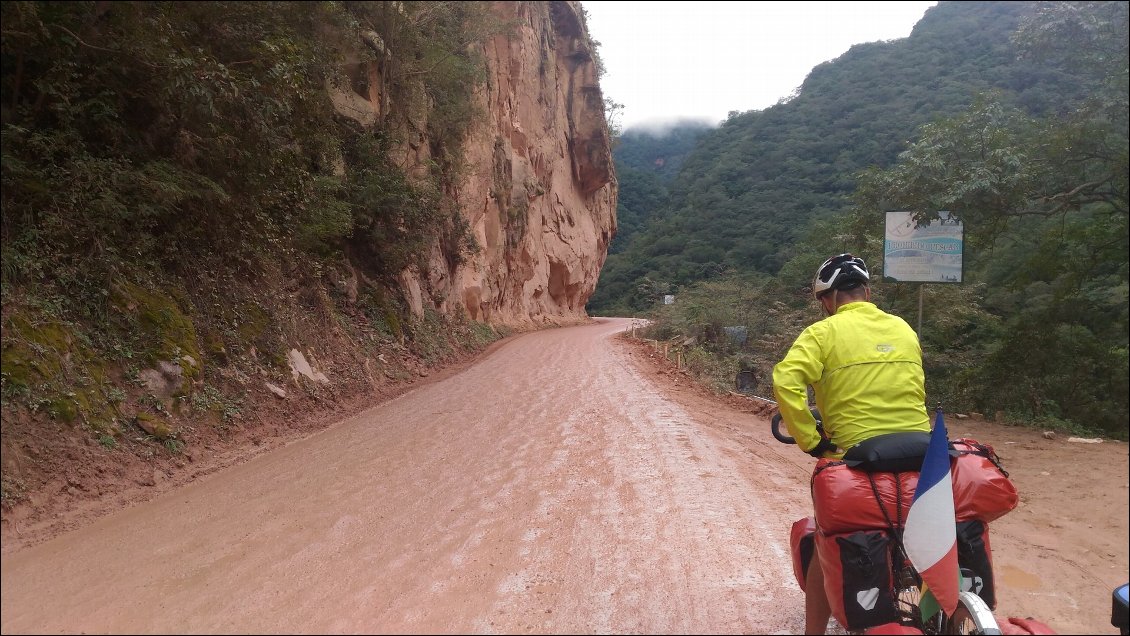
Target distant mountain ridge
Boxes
[590,0,1089,311]
[608,122,711,253]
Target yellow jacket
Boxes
[772,301,930,456]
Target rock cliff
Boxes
[330,1,617,327]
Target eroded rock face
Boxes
[451,2,617,328]
[330,1,617,328]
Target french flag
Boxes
[903,408,959,619]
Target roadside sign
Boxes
[883,211,964,283]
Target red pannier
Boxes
[864,624,926,634]
[790,516,818,591]
[1001,617,1058,634]
[815,527,900,631]
[791,520,1002,629]
[811,438,1018,534]
[812,459,918,534]
[951,438,1018,522]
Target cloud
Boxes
[584,1,938,130]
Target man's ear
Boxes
[820,294,833,316]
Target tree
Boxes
[849,2,1128,436]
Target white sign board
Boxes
[883,211,964,283]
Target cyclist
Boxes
[772,253,930,634]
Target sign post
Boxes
[883,211,965,336]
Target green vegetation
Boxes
[0,1,493,290]
[591,2,1091,312]
[604,1,1128,439]
[608,123,712,254]
[1,314,120,431]
[0,1,509,453]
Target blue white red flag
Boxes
[903,408,959,619]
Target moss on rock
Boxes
[0,315,119,431]
[111,281,203,379]
[135,411,173,440]
[0,316,70,391]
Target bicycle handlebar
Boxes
[770,412,797,444]
[769,406,824,446]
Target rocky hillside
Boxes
[328,1,616,326]
[0,0,616,544]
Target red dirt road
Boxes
[1,317,1126,634]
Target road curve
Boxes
[1,317,810,634]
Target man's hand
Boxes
[806,437,838,458]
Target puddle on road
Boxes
[998,564,1044,590]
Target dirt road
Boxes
[1,317,1126,634]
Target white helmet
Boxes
[813,253,869,299]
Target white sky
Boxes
[582,1,938,132]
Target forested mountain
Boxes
[590,1,1090,310]
[613,122,712,178]
[609,123,710,253]
[592,0,1128,439]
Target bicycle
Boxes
[770,408,1004,635]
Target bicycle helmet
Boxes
[813,253,869,299]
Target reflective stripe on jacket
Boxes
[771,301,930,456]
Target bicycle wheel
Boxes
[945,590,1002,635]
